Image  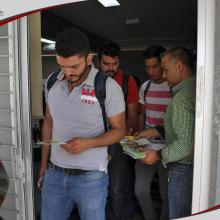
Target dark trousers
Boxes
[106,146,137,220]
[135,160,169,220]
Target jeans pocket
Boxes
[80,171,106,181]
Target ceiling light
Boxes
[41,38,55,44]
[97,0,120,7]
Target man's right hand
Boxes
[134,128,160,139]
[36,166,47,190]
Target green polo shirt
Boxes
[162,76,196,164]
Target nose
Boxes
[63,67,73,74]
[108,64,114,71]
[147,67,154,75]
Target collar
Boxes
[172,76,195,95]
[113,69,123,79]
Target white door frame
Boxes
[192,0,215,213]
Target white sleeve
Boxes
[139,81,149,105]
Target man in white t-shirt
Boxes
[135,45,172,220]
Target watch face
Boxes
[0,160,9,206]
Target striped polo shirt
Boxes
[139,80,172,128]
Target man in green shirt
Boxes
[136,47,196,219]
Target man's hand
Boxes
[61,137,89,154]
[134,128,160,139]
[140,148,160,165]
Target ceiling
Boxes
[44,0,197,51]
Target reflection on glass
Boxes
[0,160,9,207]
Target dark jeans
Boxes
[167,163,193,219]
[135,160,169,220]
[106,145,136,220]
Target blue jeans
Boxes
[168,163,193,219]
[41,167,108,220]
[135,160,169,220]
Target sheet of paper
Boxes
[35,139,67,145]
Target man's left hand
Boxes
[61,137,89,154]
[140,148,160,165]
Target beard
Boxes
[66,64,88,85]
[104,70,116,78]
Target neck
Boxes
[152,78,165,84]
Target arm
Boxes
[61,112,126,154]
[37,104,53,181]
[126,103,138,134]
[162,96,195,163]
[126,76,139,133]
[138,103,145,131]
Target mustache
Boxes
[66,74,79,78]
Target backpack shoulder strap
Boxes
[94,71,108,132]
[46,70,60,91]
[144,80,152,103]
[122,73,129,102]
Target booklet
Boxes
[120,136,148,159]
[35,139,67,145]
[120,136,165,159]
[122,145,145,159]
[120,136,150,147]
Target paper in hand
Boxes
[35,139,67,145]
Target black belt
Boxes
[49,162,89,175]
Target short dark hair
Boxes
[55,28,89,58]
[161,47,194,71]
[98,40,121,60]
[143,45,166,61]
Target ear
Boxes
[176,60,184,72]
[87,54,93,65]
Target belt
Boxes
[49,162,89,175]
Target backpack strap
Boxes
[46,70,60,91]
[94,71,108,132]
[95,71,119,156]
[144,80,152,103]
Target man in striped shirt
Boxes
[137,47,196,219]
[135,45,171,220]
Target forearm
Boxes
[40,105,53,168]
[40,120,52,168]
[86,127,125,149]
[138,105,145,131]
[126,114,137,132]
[126,103,138,132]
